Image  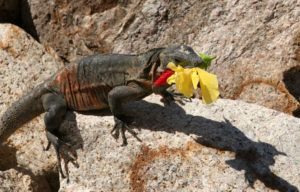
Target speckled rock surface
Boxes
[26,0,300,115]
[59,95,300,192]
[0,24,63,191]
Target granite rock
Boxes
[0,24,63,191]
[58,95,300,192]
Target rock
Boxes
[0,24,63,191]
[59,95,300,191]
[27,0,126,63]
[0,168,50,192]
[26,0,300,116]
[112,0,300,115]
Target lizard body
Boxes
[47,49,161,111]
[0,45,203,178]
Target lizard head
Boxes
[159,45,204,69]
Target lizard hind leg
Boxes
[41,93,78,180]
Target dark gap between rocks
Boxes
[0,0,20,25]
[0,0,39,41]
[283,66,300,101]
[293,108,300,118]
[283,66,300,118]
[20,0,40,41]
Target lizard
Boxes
[0,45,204,178]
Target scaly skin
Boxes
[46,48,163,111]
[0,83,48,141]
[0,45,203,179]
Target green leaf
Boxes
[198,53,216,70]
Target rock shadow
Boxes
[126,100,299,192]
[0,144,56,191]
[0,144,17,171]
[0,130,59,191]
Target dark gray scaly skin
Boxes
[0,45,203,178]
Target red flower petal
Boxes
[154,69,174,87]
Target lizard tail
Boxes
[0,83,48,143]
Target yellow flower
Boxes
[167,62,194,97]
[166,62,219,104]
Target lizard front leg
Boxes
[153,85,190,106]
[108,82,150,146]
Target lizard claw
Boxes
[111,115,142,146]
[45,131,78,181]
[43,140,51,151]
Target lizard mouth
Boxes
[156,67,165,76]
[154,68,165,81]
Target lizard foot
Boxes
[111,115,142,146]
[161,91,191,106]
[45,131,79,182]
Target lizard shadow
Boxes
[125,100,299,192]
[57,111,84,178]
[59,111,84,150]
